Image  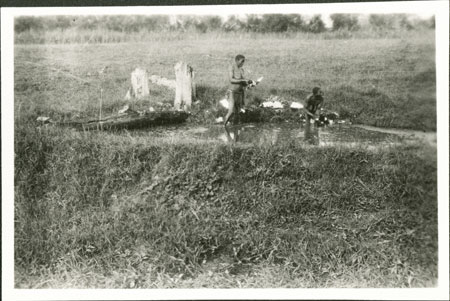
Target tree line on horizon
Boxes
[15,14,435,34]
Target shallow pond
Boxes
[132,122,428,148]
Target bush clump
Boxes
[330,14,360,31]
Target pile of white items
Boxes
[290,102,304,109]
[261,100,283,109]
[36,116,52,124]
[261,95,285,109]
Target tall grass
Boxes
[15,28,434,45]
[14,124,437,288]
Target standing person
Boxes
[304,87,324,124]
[224,55,253,126]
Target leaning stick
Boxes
[99,88,104,130]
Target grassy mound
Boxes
[14,125,437,288]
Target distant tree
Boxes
[76,16,101,31]
[15,16,44,32]
[176,15,198,31]
[104,15,124,31]
[409,15,435,30]
[259,14,304,32]
[368,14,395,30]
[172,15,221,33]
[244,14,263,32]
[263,14,285,32]
[201,16,223,31]
[398,14,414,30]
[141,15,170,31]
[124,16,142,32]
[330,14,360,31]
[42,16,72,31]
[222,15,244,32]
[286,14,305,31]
[307,15,326,33]
[194,21,208,33]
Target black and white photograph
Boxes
[1,1,449,300]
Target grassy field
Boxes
[14,32,437,288]
[15,31,436,130]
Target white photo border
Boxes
[2,1,449,300]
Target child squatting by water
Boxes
[304,87,324,124]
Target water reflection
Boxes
[304,122,320,145]
[222,123,321,146]
[224,125,241,143]
[138,122,402,148]
[223,124,284,145]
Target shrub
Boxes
[222,15,245,32]
[330,14,360,31]
[307,15,326,33]
[75,15,101,31]
[15,16,44,33]
[241,14,260,32]
[259,14,305,32]
[201,16,223,31]
[399,14,414,30]
[43,16,72,31]
[369,14,396,30]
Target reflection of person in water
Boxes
[224,125,242,143]
[304,122,320,145]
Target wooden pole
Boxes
[131,68,149,99]
[100,88,103,120]
[174,61,196,111]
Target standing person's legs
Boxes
[234,92,243,125]
[224,91,236,126]
[305,109,315,125]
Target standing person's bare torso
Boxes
[229,64,245,93]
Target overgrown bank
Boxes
[15,125,437,288]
